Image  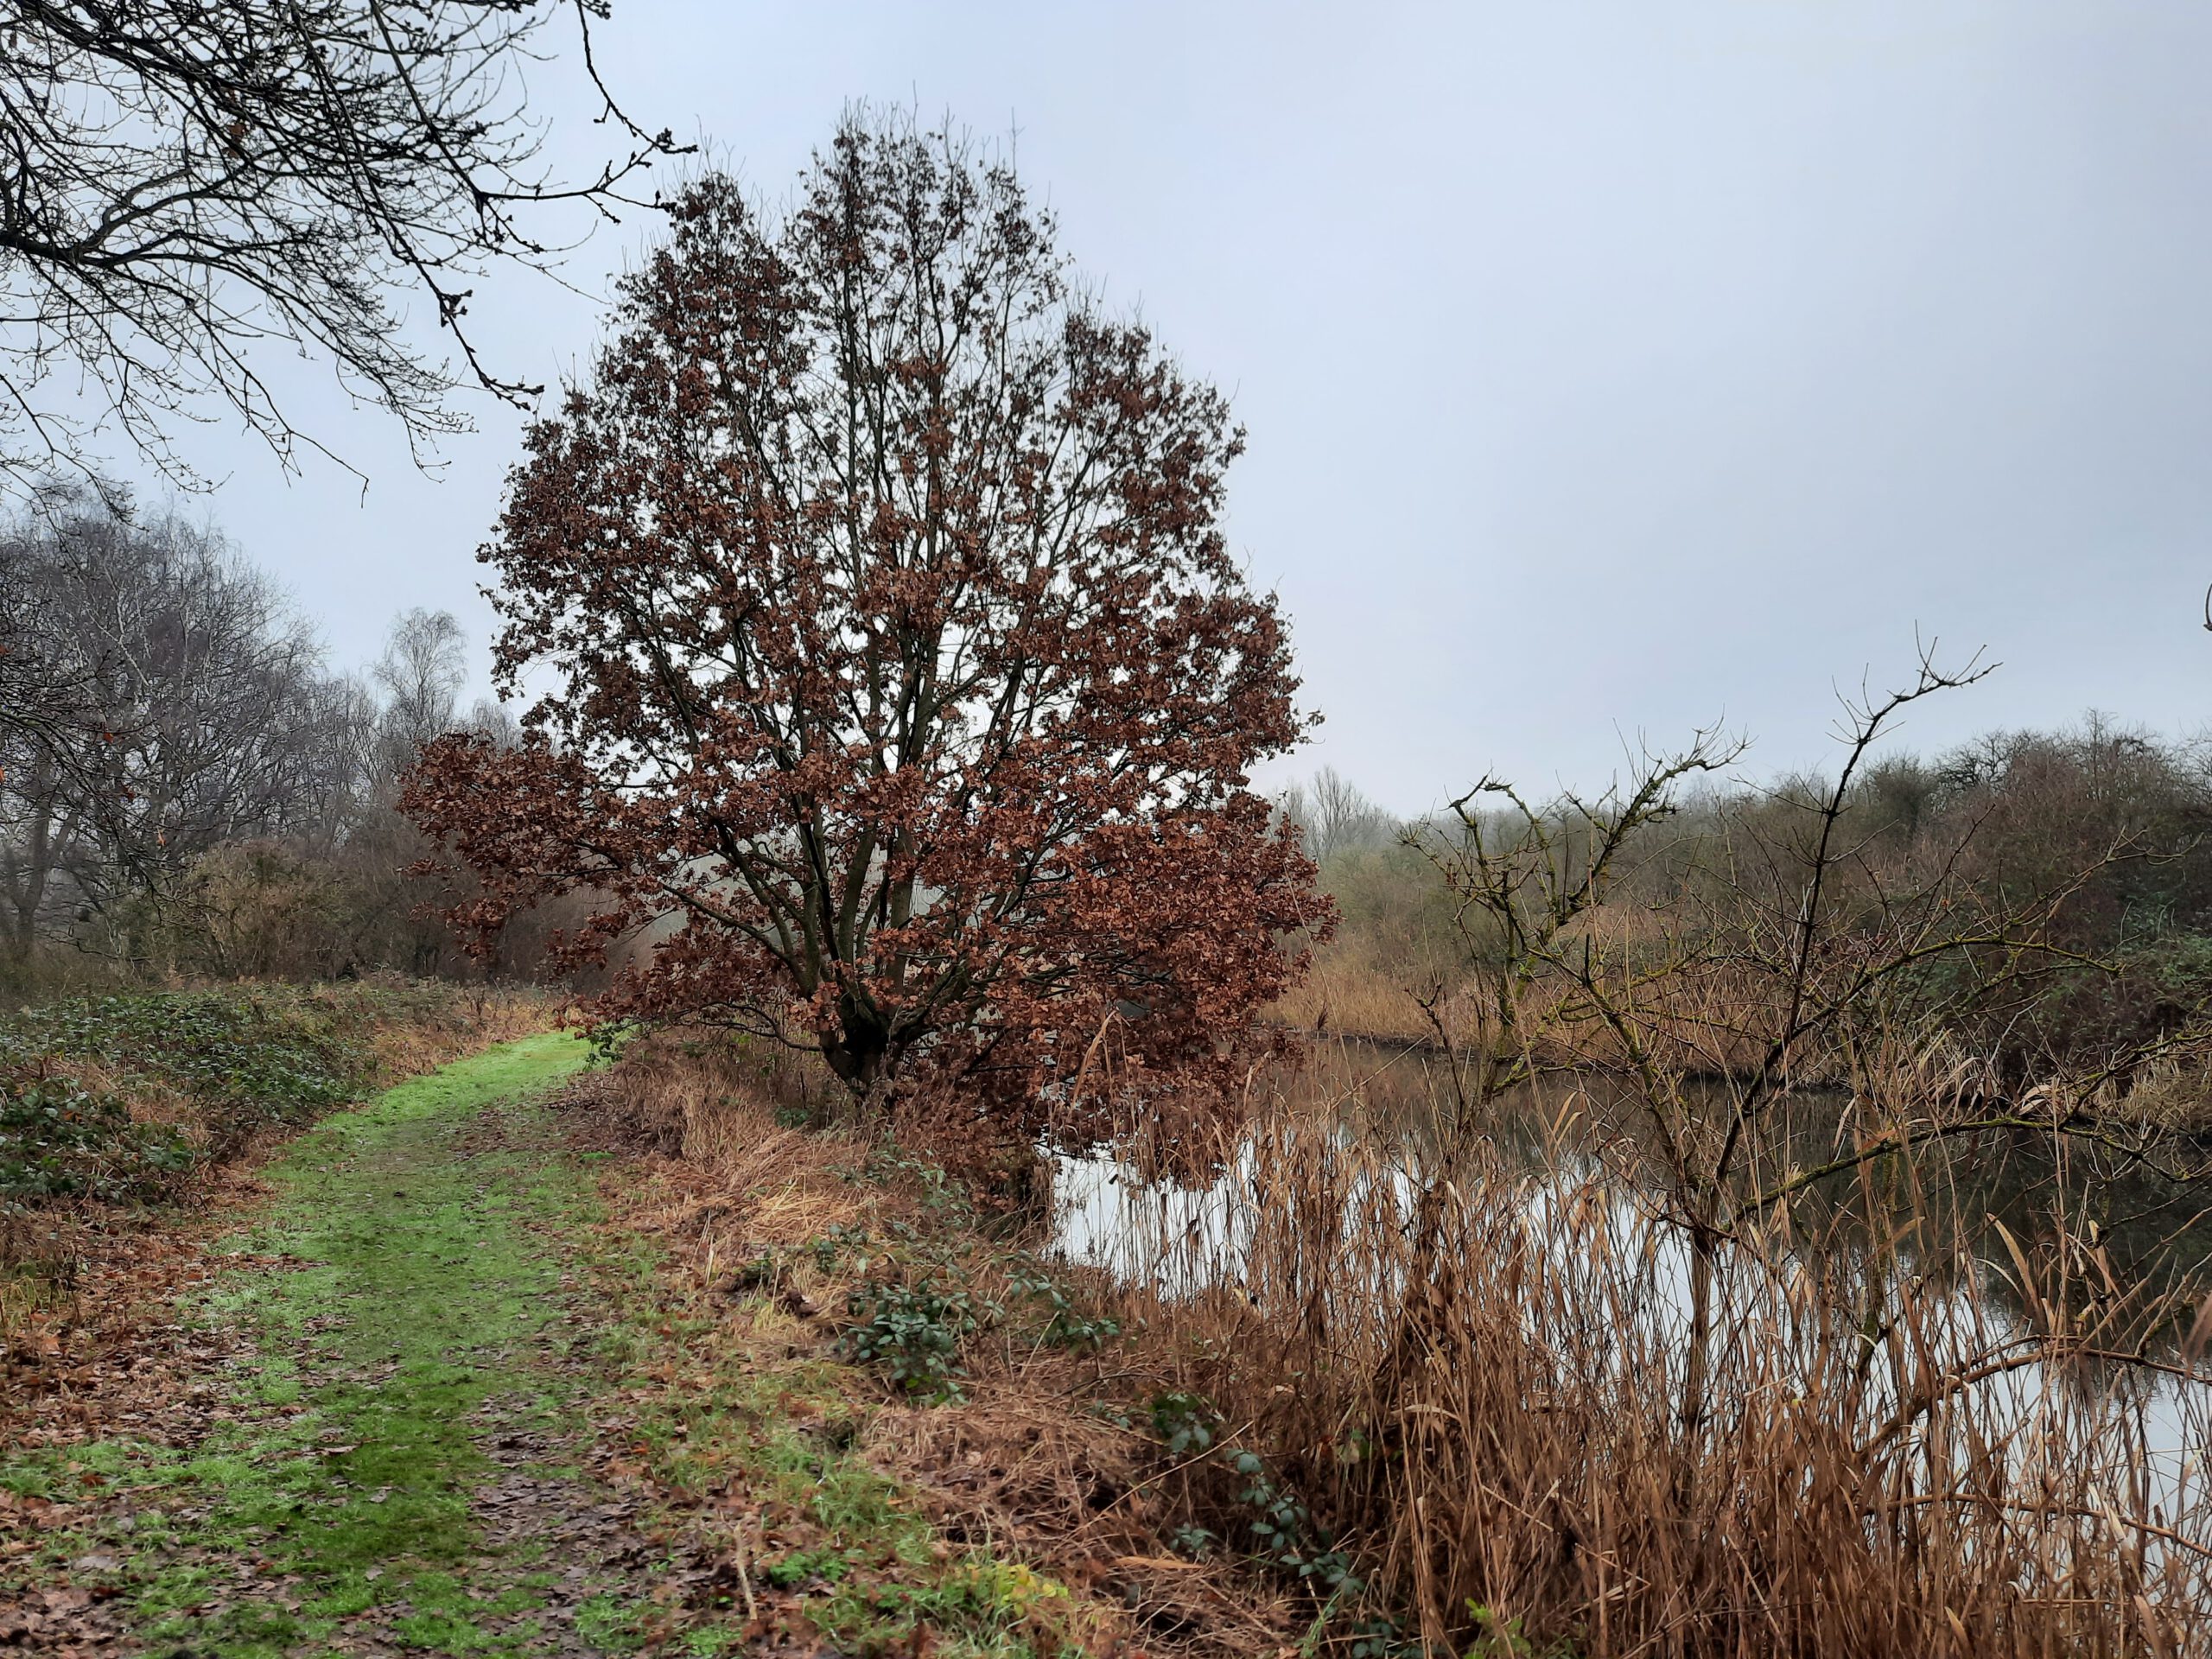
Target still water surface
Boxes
[1047,1037,2212,1503]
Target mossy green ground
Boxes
[3,1033,1084,1657]
[2,1033,636,1655]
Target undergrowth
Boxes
[566,1021,2212,1657]
[1,979,549,1333]
[564,1033,1363,1654]
[2,989,367,1204]
[575,1205,1090,1656]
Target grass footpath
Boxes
[0,1032,684,1656]
[2,1032,1112,1659]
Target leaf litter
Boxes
[0,1029,1245,1657]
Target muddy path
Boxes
[0,1033,702,1657]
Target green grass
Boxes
[3,1027,1086,1657]
[579,1230,1078,1657]
[0,1032,626,1656]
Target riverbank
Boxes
[14,1010,2202,1656]
[541,1030,2212,1656]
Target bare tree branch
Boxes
[0,0,689,504]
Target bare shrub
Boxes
[1098,1065,2212,1655]
[1085,653,2212,1650]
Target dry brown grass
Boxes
[2092,1054,2212,1136]
[564,1030,1304,1656]
[1272,896,1713,1039]
[1266,948,1458,1045]
[861,1372,1296,1656]
[566,1031,875,1253]
[1101,1074,2212,1657]
[574,1026,2212,1656]
[1268,942,1783,1084]
[361,983,552,1081]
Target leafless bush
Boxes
[1102,1061,2212,1656]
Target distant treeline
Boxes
[0,495,568,996]
[1278,720,2212,1077]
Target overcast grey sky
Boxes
[138,1,2212,814]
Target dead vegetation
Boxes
[1185,669,2212,1652]
[566,652,2212,1656]
[594,1033,2212,1655]
[1101,1078,2212,1656]
[558,1031,1307,1657]
[1282,702,2212,1131]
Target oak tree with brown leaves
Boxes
[404,113,1327,1148]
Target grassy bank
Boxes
[0,1027,1192,1656]
[556,1033,1303,1656]
[1,1035,610,1653]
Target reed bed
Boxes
[578,1023,2212,1655]
[1268,945,1802,1084]
[1084,1065,2212,1657]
